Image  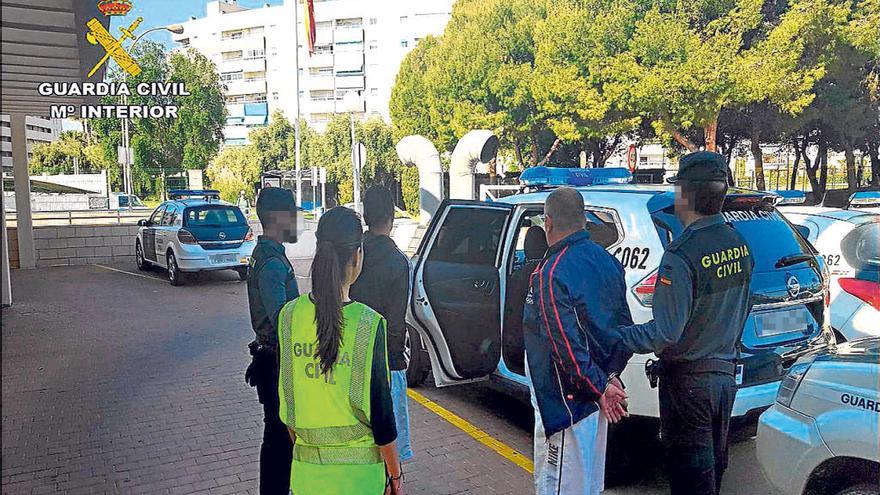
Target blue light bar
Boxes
[169,189,221,200]
[519,167,633,187]
[771,190,806,205]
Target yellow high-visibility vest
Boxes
[278,295,387,495]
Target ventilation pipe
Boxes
[396,135,444,225]
[449,130,499,200]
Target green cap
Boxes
[669,151,729,183]
[256,187,296,213]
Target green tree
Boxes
[390,36,442,143]
[206,145,261,203]
[532,0,643,167]
[88,42,226,198]
[250,111,294,171]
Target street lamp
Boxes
[119,24,185,209]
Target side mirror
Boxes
[138,219,149,227]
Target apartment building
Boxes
[0,116,62,176]
[173,0,453,142]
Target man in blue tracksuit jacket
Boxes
[523,187,634,495]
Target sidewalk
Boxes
[1,265,531,494]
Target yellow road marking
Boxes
[94,264,162,282]
[407,388,534,474]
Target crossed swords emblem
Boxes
[86,16,143,78]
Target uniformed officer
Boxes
[277,207,402,495]
[245,187,299,495]
[611,151,754,495]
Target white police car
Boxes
[757,337,879,495]
[406,167,835,424]
[135,190,256,285]
[847,191,880,214]
[780,206,879,341]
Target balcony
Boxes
[334,52,363,72]
[315,28,333,46]
[308,53,334,68]
[308,75,335,91]
[335,75,365,90]
[225,78,266,96]
[307,99,336,114]
[221,36,265,54]
[334,27,363,44]
[223,125,250,141]
[221,57,265,74]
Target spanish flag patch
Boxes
[659,276,672,286]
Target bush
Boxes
[337,180,353,205]
[401,166,420,217]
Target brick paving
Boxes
[1,265,531,495]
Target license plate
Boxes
[210,254,236,265]
[755,307,810,337]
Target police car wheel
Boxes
[836,484,880,495]
[166,251,186,286]
[406,326,430,387]
[135,241,147,271]
[235,266,248,281]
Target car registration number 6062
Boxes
[210,254,236,264]
[755,307,810,337]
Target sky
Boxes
[113,0,284,48]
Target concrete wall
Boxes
[6,225,138,268]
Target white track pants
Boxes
[527,359,607,494]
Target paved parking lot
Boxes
[2,263,777,494]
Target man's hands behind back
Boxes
[599,377,628,423]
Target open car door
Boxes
[409,200,515,386]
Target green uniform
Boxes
[277,296,388,495]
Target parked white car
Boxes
[781,206,879,341]
[757,337,880,495]
[847,191,880,214]
[135,190,256,285]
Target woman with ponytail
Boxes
[276,207,403,495]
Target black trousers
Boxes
[255,361,293,495]
[658,372,736,495]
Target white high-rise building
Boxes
[1,116,62,176]
[173,0,454,144]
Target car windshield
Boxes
[184,206,246,227]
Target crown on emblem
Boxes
[97,0,133,16]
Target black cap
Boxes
[256,187,296,213]
[668,151,729,183]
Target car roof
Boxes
[781,206,878,223]
[498,183,765,207]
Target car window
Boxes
[184,206,246,227]
[514,208,621,250]
[652,200,814,272]
[428,207,509,266]
[149,205,166,225]
[794,224,811,239]
[161,205,176,226]
[119,195,129,208]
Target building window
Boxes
[244,49,265,60]
[1,151,12,158]
[222,50,243,61]
[1,136,11,142]
[400,15,408,23]
[220,71,243,82]
[400,40,408,48]
[336,18,363,29]
[368,42,378,51]
[369,18,378,25]
[370,88,378,97]
[272,92,280,100]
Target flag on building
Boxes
[304,0,316,55]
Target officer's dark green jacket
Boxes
[248,236,299,348]
[616,214,754,361]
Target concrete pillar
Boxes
[11,114,35,269]
[1,167,11,306]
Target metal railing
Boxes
[5,209,148,227]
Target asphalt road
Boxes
[2,260,780,494]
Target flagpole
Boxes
[293,0,302,208]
